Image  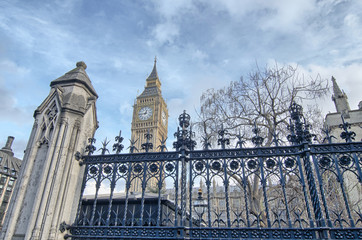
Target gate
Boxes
[63,103,362,239]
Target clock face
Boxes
[161,111,167,125]
[138,107,153,120]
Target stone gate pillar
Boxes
[0,61,98,240]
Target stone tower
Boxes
[0,137,22,228]
[0,62,98,240]
[331,76,351,115]
[325,76,362,142]
[130,58,168,192]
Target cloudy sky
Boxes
[1,0,362,158]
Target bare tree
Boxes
[197,63,329,225]
[198,63,329,146]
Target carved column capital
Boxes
[59,117,68,126]
[74,119,81,129]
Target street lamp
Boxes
[193,188,207,226]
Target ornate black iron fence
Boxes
[64,104,362,239]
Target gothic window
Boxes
[219,199,225,208]
[0,176,6,194]
[46,101,58,121]
[38,100,59,144]
[0,176,6,185]
[8,179,14,187]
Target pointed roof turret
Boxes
[1,136,15,157]
[0,136,22,176]
[331,76,350,113]
[50,61,98,97]
[139,58,162,97]
[332,76,343,97]
[147,57,159,80]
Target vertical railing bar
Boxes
[131,204,135,226]
[350,148,362,224]
[122,162,132,226]
[277,156,292,228]
[114,205,119,226]
[106,162,117,225]
[328,147,355,227]
[148,205,152,226]
[222,157,231,227]
[350,144,362,182]
[139,161,148,226]
[180,149,187,227]
[310,154,332,227]
[74,163,90,225]
[156,161,164,226]
[296,155,315,228]
[259,155,271,228]
[97,206,103,226]
[174,159,180,227]
[206,159,212,227]
[90,163,102,225]
[241,158,251,227]
[189,160,193,228]
[302,143,329,239]
[81,205,89,226]
[350,144,362,228]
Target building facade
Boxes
[0,137,21,228]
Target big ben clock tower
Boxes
[131,58,168,154]
[130,58,168,192]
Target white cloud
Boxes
[151,22,180,45]
[258,0,315,32]
[0,60,29,75]
[192,49,208,61]
[208,0,255,18]
[344,14,359,27]
[0,88,28,123]
[0,60,30,124]
[83,179,127,196]
[207,0,315,28]
[151,0,195,20]
[148,0,196,46]
[54,0,79,13]
[119,102,133,116]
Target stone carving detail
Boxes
[38,100,59,146]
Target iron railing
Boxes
[64,104,362,239]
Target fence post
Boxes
[301,142,328,239]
